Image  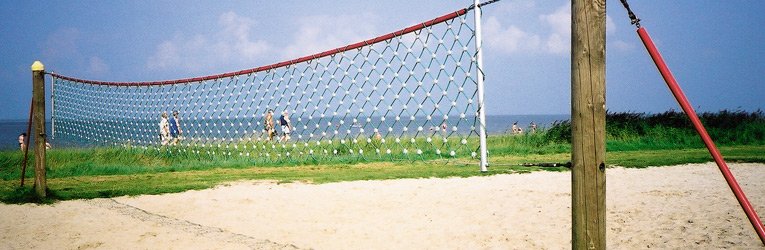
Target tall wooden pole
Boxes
[31,61,47,198]
[20,99,33,186]
[571,0,606,249]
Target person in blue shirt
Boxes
[169,110,183,145]
[279,111,292,142]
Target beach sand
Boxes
[1,163,764,249]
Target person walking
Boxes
[159,112,170,145]
[169,110,183,145]
[279,111,292,142]
[264,109,275,141]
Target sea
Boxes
[0,114,570,150]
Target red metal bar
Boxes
[47,9,468,86]
[20,99,33,187]
[637,26,765,245]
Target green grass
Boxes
[1,110,764,203]
[607,145,765,168]
[2,145,762,203]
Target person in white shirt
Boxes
[512,122,523,134]
[159,112,170,145]
[18,133,26,151]
[279,111,292,142]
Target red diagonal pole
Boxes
[637,26,765,245]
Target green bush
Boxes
[542,109,765,150]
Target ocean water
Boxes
[0,114,569,150]
[0,120,46,151]
[484,114,568,135]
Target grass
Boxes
[1,110,764,203]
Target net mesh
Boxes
[51,9,485,162]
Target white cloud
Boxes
[43,28,81,59]
[483,16,540,54]
[498,0,536,13]
[539,4,570,54]
[216,12,270,60]
[280,13,380,60]
[541,5,570,36]
[147,41,179,69]
[41,28,113,77]
[611,40,635,51]
[147,11,270,72]
[145,4,622,73]
[545,33,567,54]
[606,15,616,35]
[483,2,619,55]
[87,56,110,75]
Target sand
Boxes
[1,162,764,249]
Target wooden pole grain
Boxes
[20,100,33,187]
[31,61,47,198]
[571,0,606,249]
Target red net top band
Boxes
[49,9,468,86]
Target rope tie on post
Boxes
[619,0,641,28]
[467,0,502,11]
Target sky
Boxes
[1,0,764,120]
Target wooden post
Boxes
[31,61,47,198]
[20,99,33,187]
[571,0,606,249]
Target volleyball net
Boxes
[49,4,492,165]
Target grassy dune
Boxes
[1,110,763,203]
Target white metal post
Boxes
[474,0,489,172]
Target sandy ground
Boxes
[1,163,764,249]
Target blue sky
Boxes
[1,0,763,120]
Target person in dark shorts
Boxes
[279,111,292,142]
[169,110,183,145]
